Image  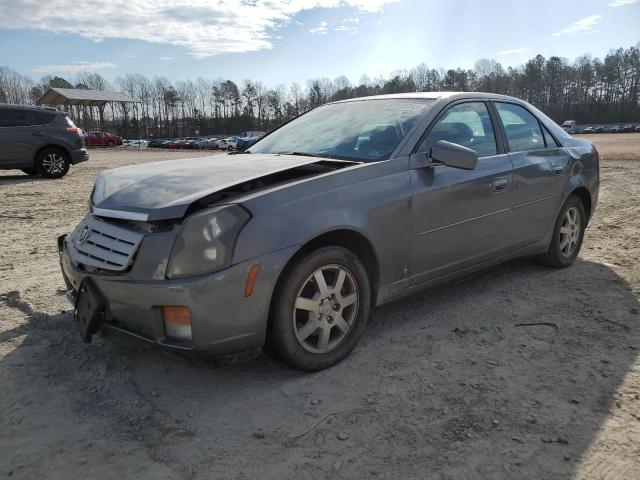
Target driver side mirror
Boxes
[431,140,478,170]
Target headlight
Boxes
[166,205,250,278]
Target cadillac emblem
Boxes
[77,225,91,245]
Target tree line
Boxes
[1,44,639,139]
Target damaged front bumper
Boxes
[58,233,296,355]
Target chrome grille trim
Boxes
[70,216,144,272]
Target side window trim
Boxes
[412,99,501,159]
[493,101,547,154]
[486,101,508,155]
[540,121,560,148]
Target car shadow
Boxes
[1,257,638,479]
[0,173,51,184]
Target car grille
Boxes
[71,216,144,272]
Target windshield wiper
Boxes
[283,151,321,157]
[282,151,351,160]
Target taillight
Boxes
[66,127,81,135]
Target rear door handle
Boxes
[491,178,508,192]
[552,165,564,175]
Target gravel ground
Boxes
[1,137,639,479]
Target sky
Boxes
[0,0,638,86]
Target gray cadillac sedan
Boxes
[58,92,599,370]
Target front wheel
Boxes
[268,246,372,371]
[35,148,70,179]
[537,195,586,268]
[107,140,115,147]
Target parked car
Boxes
[217,137,237,150]
[84,131,123,147]
[581,126,596,134]
[241,130,266,138]
[593,125,606,133]
[607,125,622,133]
[236,136,260,151]
[123,139,149,148]
[168,139,189,149]
[0,104,88,178]
[622,124,634,132]
[192,138,220,150]
[58,92,599,371]
[561,120,577,133]
[148,139,171,148]
[635,125,640,132]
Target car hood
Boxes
[91,154,335,221]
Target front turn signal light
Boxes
[162,306,192,341]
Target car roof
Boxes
[0,103,65,114]
[331,91,527,104]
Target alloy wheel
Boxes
[41,153,66,175]
[293,264,359,354]
[559,206,581,257]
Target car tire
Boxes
[21,168,39,176]
[537,195,586,268]
[227,146,233,151]
[267,246,372,371]
[107,141,115,147]
[35,148,70,179]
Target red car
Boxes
[168,139,189,149]
[84,131,123,147]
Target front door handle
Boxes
[552,165,564,175]
[491,178,508,192]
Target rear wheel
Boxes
[268,246,372,371]
[537,195,586,268]
[107,140,115,147]
[35,148,70,179]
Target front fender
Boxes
[234,158,413,290]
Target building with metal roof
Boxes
[37,88,136,107]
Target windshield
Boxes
[248,99,433,162]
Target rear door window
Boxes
[495,102,545,152]
[0,109,31,127]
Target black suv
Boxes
[0,104,89,178]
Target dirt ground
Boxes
[1,135,639,480]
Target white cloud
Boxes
[0,0,400,59]
[309,21,329,34]
[608,0,638,6]
[551,15,602,37]
[334,15,360,33]
[498,47,531,55]
[160,56,173,61]
[32,61,116,74]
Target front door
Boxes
[410,101,514,285]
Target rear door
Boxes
[492,102,570,247]
[0,108,33,167]
[410,100,515,285]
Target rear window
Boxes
[0,108,30,127]
[65,116,78,128]
[31,111,56,125]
